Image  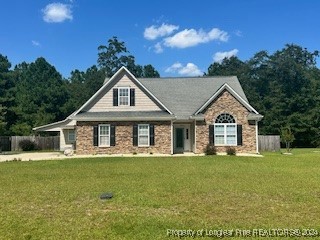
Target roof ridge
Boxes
[139,76,237,80]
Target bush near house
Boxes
[226,146,236,155]
[204,144,217,155]
[18,139,39,151]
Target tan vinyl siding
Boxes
[84,73,161,112]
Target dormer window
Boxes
[119,87,129,106]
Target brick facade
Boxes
[76,121,171,155]
[195,90,257,154]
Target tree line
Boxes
[0,37,319,147]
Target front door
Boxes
[175,128,184,153]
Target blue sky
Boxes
[1,0,319,78]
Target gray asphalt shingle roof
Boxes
[139,76,248,119]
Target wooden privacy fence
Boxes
[0,136,11,151]
[258,135,281,152]
[10,136,60,151]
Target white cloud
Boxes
[165,62,202,76]
[32,40,40,47]
[213,49,239,63]
[144,23,179,40]
[154,42,163,54]
[42,3,73,23]
[164,28,229,49]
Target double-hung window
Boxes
[214,113,237,146]
[118,87,129,106]
[138,124,149,146]
[67,129,75,142]
[99,124,110,147]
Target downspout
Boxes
[194,119,197,153]
[256,120,259,154]
[171,120,173,155]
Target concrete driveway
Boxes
[0,152,67,162]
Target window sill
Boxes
[214,144,237,147]
[98,145,111,148]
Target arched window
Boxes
[214,113,237,145]
[215,113,235,123]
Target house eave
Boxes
[247,113,264,121]
[71,116,176,121]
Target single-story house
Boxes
[34,66,263,154]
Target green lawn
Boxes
[1,149,320,239]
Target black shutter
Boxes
[133,124,138,146]
[209,125,214,145]
[93,125,98,146]
[110,125,116,146]
[130,88,135,106]
[113,88,118,106]
[149,124,155,146]
[237,125,243,146]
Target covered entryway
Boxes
[173,124,192,154]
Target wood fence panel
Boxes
[0,136,11,151]
[258,135,281,152]
[11,136,60,151]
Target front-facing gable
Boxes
[81,67,169,113]
[195,83,259,116]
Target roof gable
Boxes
[195,83,259,115]
[73,67,173,116]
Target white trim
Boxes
[118,87,130,106]
[171,120,174,154]
[72,66,173,117]
[256,121,259,154]
[33,119,69,131]
[194,120,197,153]
[98,124,110,147]
[195,83,259,115]
[138,124,150,147]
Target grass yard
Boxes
[1,149,320,239]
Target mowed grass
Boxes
[1,149,320,239]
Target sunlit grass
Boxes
[1,149,320,239]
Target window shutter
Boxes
[149,124,155,146]
[113,88,118,106]
[130,88,135,106]
[93,126,98,146]
[133,124,138,146]
[110,125,116,146]
[209,125,214,145]
[237,125,243,146]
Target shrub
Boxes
[226,147,236,156]
[19,139,38,151]
[205,144,217,155]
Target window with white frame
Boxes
[67,129,75,142]
[214,113,237,146]
[118,87,129,106]
[138,124,149,146]
[99,124,110,146]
